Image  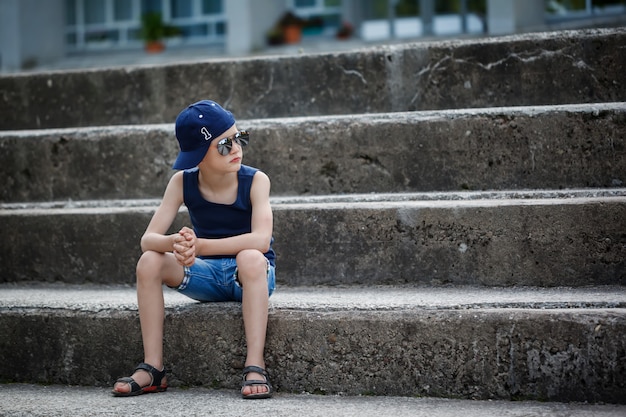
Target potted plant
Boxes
[140,12,180,53]
[280,11,305,44]
[336,21,354,40]
[266,11,306,45]
[266,26,284,46]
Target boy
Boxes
[112,100,276,399]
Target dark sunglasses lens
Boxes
[217,131,249,156]
[217,138,231,156]
[235,131,249,147]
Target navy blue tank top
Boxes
[182,165,276,266]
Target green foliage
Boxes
[370,0,487,18]
[140,12,180,42]
[396,0,419,17]
[547,0,625,12]
[436,0,486,14]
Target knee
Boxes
[236,249,267,285]
[136,250,164,282]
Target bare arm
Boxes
[140,171,193,265]
[195,171,273,257]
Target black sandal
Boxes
[241,365,273,399]
[111,362,168,397]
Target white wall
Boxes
[487,0,545,35]
[0,0,22,72]
[0,0,65,72]
[225,0,286,56]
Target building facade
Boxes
[1,0,624,72]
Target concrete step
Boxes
[1,283,625,403]
[2,384,626,417]
[1,102,624,203]
[1,189,624,287]
[4,385,626,417]
[1,28,624,130]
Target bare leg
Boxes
[113,251,183,394]
[236,249,270,396]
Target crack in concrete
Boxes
[413,47,601,101]
[339,66,367,85]
[250,67,275,113]
[355,153,391,177]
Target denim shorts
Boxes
[173,257,275,302]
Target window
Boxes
[546,0,626,16]
[66,0,226,50]
[289,0,342,35]
[114,0,133,20]
[202,0,221,14]
[141,0,162,13]
[84,0,106,24]
[66,0,77,25]
[171,0,193,18]
[397,0,419,17]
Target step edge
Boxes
[1,284,625,313]
[2,189,625,214]
[1,102,625,136]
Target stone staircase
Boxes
[0,27,625,406]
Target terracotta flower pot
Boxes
[283,25,302,44]
[144,41,165,53]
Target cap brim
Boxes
[172,145,209,170]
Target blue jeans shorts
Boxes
[173,257,275,302]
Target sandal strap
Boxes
[242,365,268,380]
[241,365,272,393]
[115,376,141,392]
[134,362,167,387]
[242,380,270,387]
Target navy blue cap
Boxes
[172,100,235,169]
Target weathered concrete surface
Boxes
[2,284,625,311]
[4,385,626,417]
[0,284,624,403]
[0,124,176,203]
[272,195,626,287]
[1,29,624,130]
[0,192,624,286]
[1,103,624,203]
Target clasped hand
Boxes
[173,226,196,267]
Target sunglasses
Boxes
[217,130,249,156]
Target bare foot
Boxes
[241,366,272,398]
[242,371,269,396]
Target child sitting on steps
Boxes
[112,99,276,400]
